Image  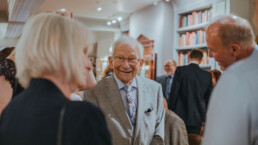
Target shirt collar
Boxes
[189,61,199,65]
[251,44,258,56]
[113,73,137,90]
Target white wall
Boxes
[96,31,114,58]
[173,0,212,12]
[129,2,174,76]
[230,0,250,20]
[249,0,257,35]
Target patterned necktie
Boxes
[124,86,136,127]
[165,76,172,100]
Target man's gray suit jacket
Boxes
[83,76,165,145]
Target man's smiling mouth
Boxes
[119,70,132,73]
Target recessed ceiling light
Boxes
[97,6,102,11]
[60,8,67,12]
[112,20,117,24]
[165,0,170,2]
[153,2,158,5]
[107,21,111,25]
[117,16,123,22]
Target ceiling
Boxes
[0,0,168,48]
[38,0,158,19]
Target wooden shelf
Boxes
[176,43,207,51]
[177,3,212,15]
[177,22,209,33]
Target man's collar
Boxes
[189,61,199,65]
[113,73,137,90]
[251,44,258,56]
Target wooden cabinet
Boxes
[137,34,156,80]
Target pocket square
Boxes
[144,108,153,113]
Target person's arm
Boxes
[168,68,181,111]
[170,115,189,145]
[202,73,251,145]
[150,85,165,145]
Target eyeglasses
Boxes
[164,65,175,67]
[113,56,140,65]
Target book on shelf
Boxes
[178,30,206,47]
[178,9,211,28]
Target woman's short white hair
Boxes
[16,13,92,87]
[112,35,144,58]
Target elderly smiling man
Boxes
[83,35,165,145]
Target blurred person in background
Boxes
[163,97,188,145]
[210,69,221,87]
[168,49,212,145]
[0,13,111,145]
[102,66,113,79]
[156,59,177,101]
[0,47,24,115]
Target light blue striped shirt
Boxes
[114,74,138,117]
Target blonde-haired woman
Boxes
[0,13,111,145]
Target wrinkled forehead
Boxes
[114,44,140,57]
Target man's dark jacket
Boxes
[168,63,212,134]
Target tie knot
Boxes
[124,86,129,92]
[167,76,172,79]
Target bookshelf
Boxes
[175,3,213,69]
[172,0,252,71]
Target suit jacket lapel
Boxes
[133,76,147,143]
[104,77,133,135]
[162,76,167,95]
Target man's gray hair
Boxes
[165,59,177,66]
[207,15,255,49]
[112,35,144,58]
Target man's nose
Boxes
[121,60,130,68]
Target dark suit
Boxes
[0,78,111,145]
[156,75,167,97]
[156,75,173,100]
[168,63,212,134]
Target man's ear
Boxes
[108,56,113,69]
[231,44,240,57]
[139,58,145,71]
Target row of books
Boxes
[178,30,206,47]
[178,9,212,28]
[178,50,209,66]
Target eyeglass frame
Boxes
[113,56,141,65]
